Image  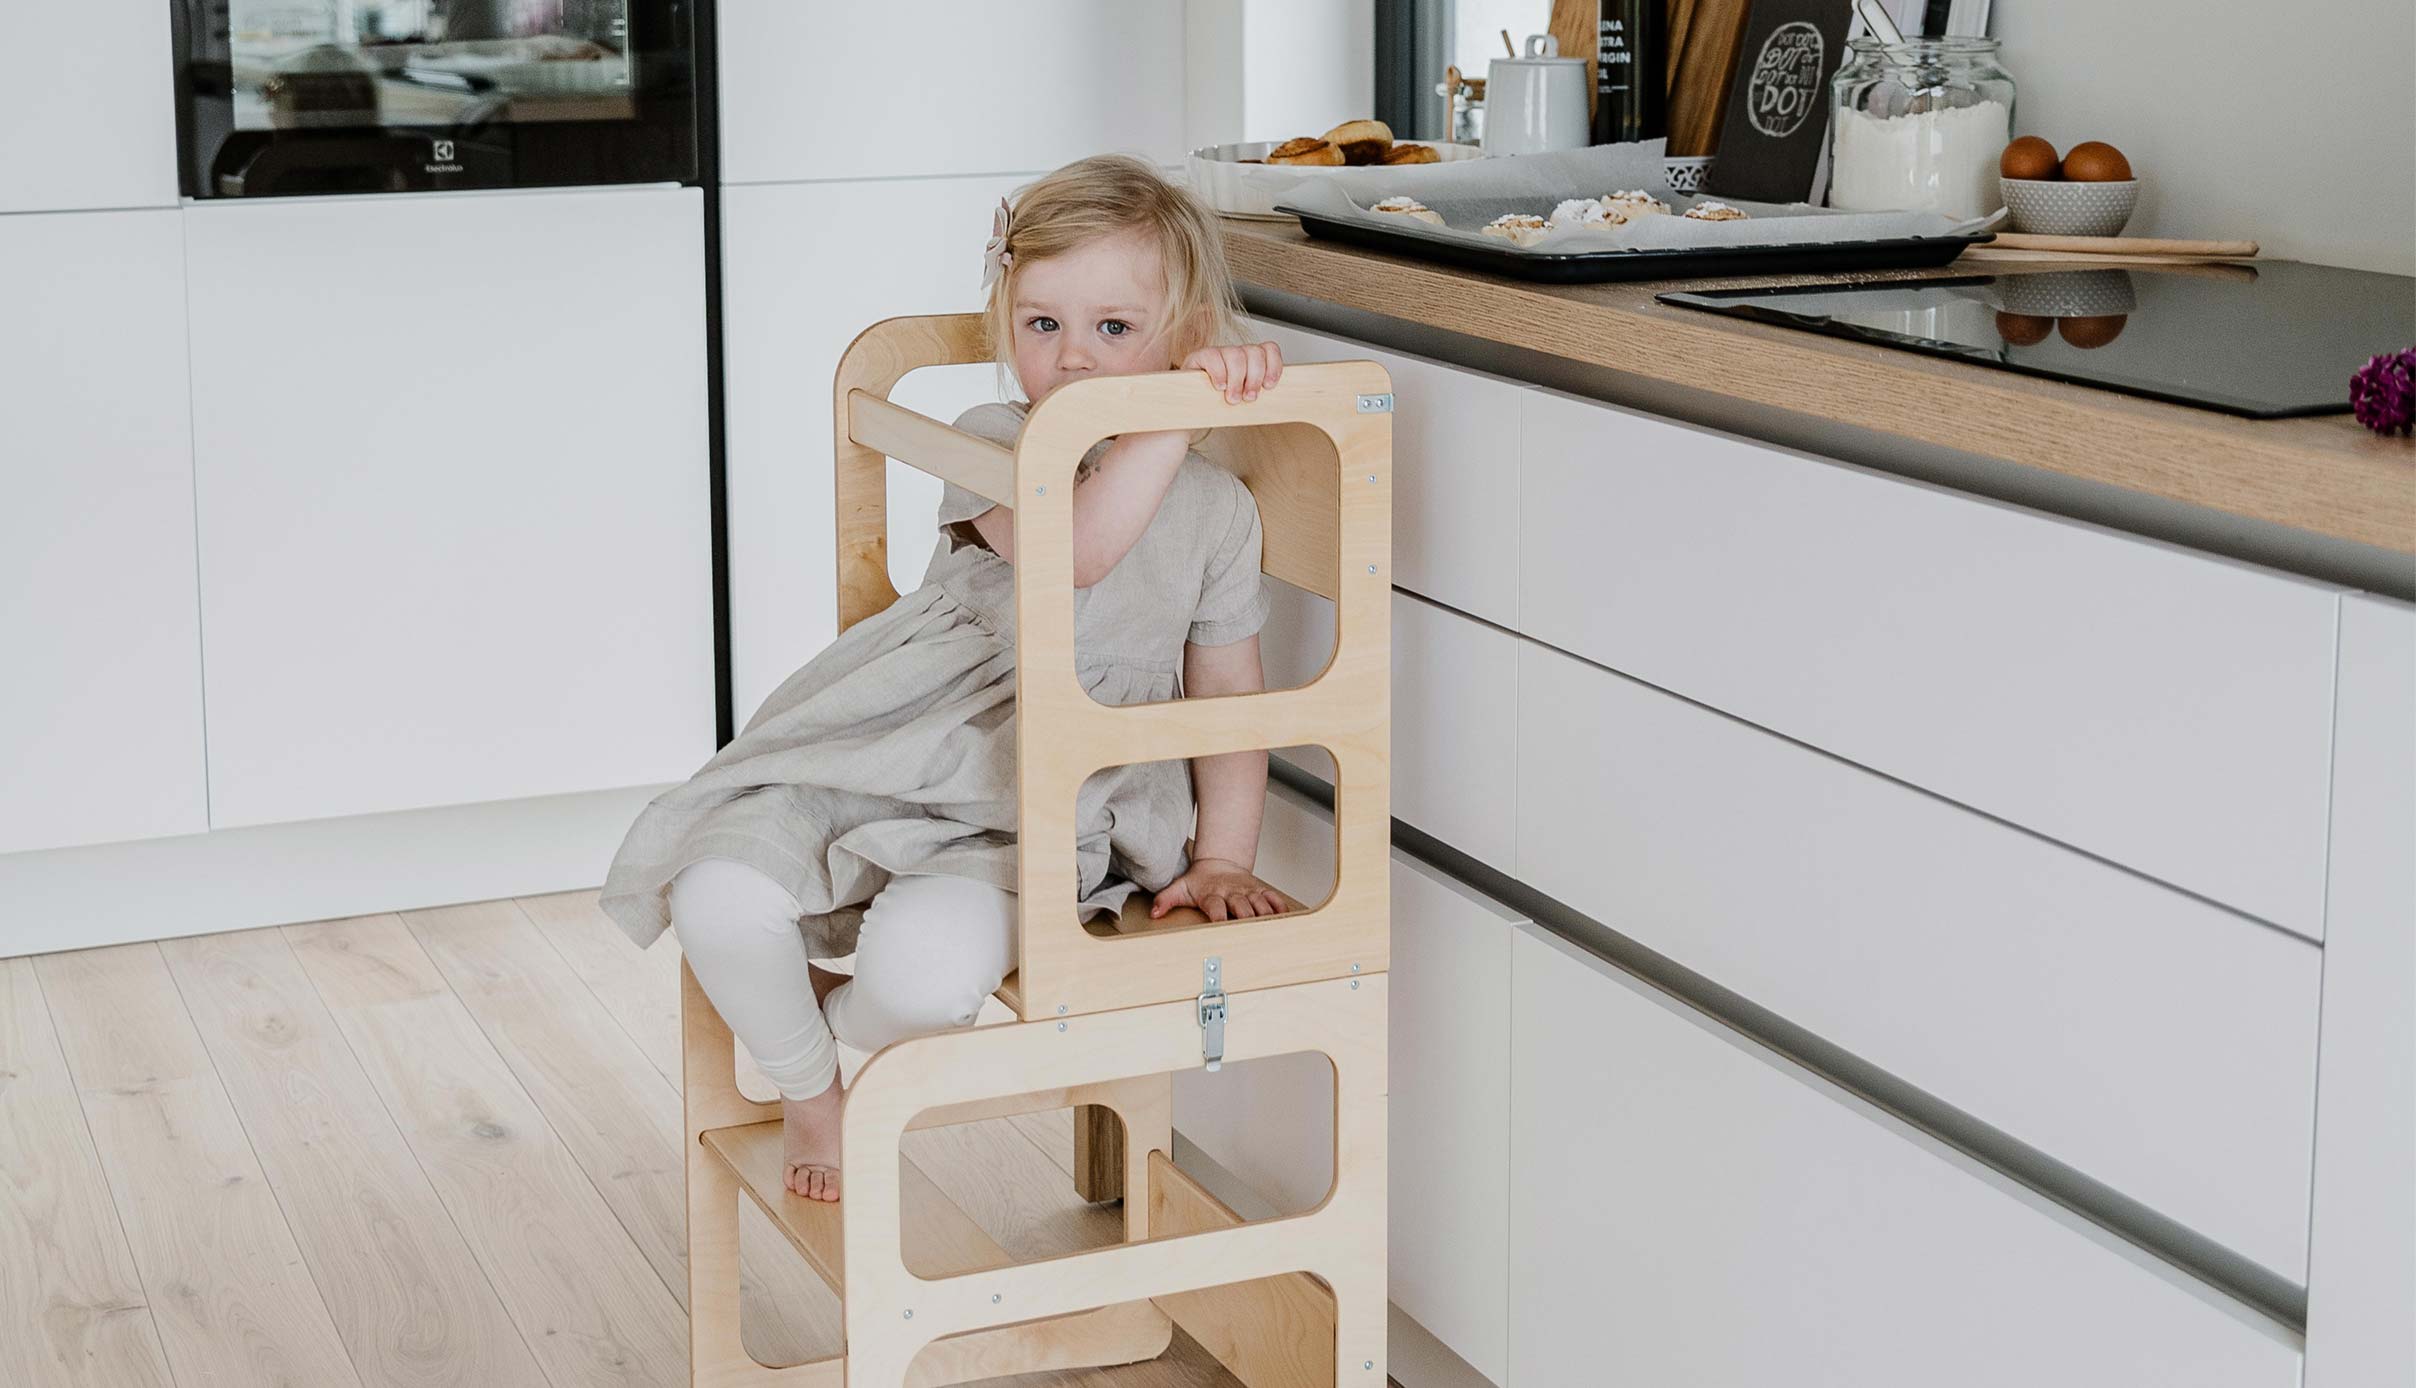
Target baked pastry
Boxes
[1323,119,1395,165]
[1548,196,1628,230]
[1371,195,1446,226]
[1381,142,1442,165]
[1481,213,1550,247]
[1267,137,1345,167]
[1682,200,1749,221]
[1604,189,1671,217]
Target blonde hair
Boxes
[983,154,1244,396]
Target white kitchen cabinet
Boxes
[1250,320,1521,627]
[182,187,714,828]
[1259,588,1516,872]
[1509,926,2303,1387]
[1515,638,2321,1283]
[1176,783,1515,1385]
[716,3,1186,186]
[2304,595,2416,1388]
[0,210,207,857]
[1519,386,2341,939]
[719,176,1022,723]
[1,0,179,213]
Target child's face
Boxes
[1010,230,1178,404]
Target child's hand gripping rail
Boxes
[835,315,1394,1025]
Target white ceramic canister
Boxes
[1484,34,1590,157]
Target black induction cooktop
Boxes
[1659,260,2416,418]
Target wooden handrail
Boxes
[845,389,1017,508]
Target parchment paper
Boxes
[1280,141,1998,253]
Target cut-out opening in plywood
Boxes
[1070,417,1346,707]
[889,1053,1339,1269]
[1072,748,1341,941]
[878,361,1016,596]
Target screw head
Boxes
[1351,963,1361,972]
[1057,1021,1068,1032]
[1366,563,1378,574]
[1364,1360,1375,1371]
[1350,979,1360,990]
[903,1309,914,1320]
[992,1293,1002,1304]
[1366,473,1377,483]
[1035,484,1047,495]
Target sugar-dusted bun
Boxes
[1371,195,1446,227]
[1381,142,1442,165]
[1549,196,1628,230]
[1267,137,1345,166]
[1323,119,1395,165]
[1604,189,1671,217]
[1682,200,1749,221]
[1481,213,1550,247]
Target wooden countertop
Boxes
[1222,218,2416,556]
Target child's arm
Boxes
[1148,633,1296,921]
[967,344,1283,587]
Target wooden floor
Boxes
[0,889,1247,1388]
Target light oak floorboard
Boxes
[274,914,685,1387]
[402,897,843,1365]
[158,925,555,1387]
[35,943,365,1388]
[0,956,174,1388]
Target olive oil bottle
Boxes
[1594,0,1667,143]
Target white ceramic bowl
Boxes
[2000,177,2141,237]
[1186,141,1486,219]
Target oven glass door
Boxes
[178,0,696,198]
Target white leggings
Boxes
[667,859,1016,1100]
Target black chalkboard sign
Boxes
[1705,0,1854,204]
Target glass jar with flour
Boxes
[1828,37,2016,220]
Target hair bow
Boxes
[980,198,1014,289]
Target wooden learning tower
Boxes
[680,314,1395,1386]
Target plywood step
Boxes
[697,1121,1171,1382]
[1148,1152,1339,1388]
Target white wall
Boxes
[1992,0,2415,275]
[1186,0,1376,148]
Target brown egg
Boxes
[2060,141,2134,182]
[1996,311,2055,345]
[2000,137,2060,181]
[2058,314,2129,349]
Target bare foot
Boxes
[783,963,852,1201]
[782,1075,844,1200]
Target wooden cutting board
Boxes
[1549,0,1600,120]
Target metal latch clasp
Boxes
[1197,956,1227,1071]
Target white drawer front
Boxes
[1510,927,2301,1388]
[719,3,1185,185]
[1249,319,1520,626]
[1516,639,2320,1282]
[1519,387,2339,938]
[1260,587,1515,872]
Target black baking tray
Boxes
[1280,203,1992,284]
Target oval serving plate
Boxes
[1187,140,1486,220]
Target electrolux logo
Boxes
[426,138,462,174]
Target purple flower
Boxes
[2350,347,2415,437]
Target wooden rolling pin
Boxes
[1990,232,2261,258]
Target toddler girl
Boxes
[598,154,1292,1202]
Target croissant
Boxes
[1322,119,1395,165]
[1267,137,1345,166]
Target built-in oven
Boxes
[173,0,697,199]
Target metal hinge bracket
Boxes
[1197,957,1227,1071]
[1355,393,1394,413]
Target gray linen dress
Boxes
[597,401,1271,957]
